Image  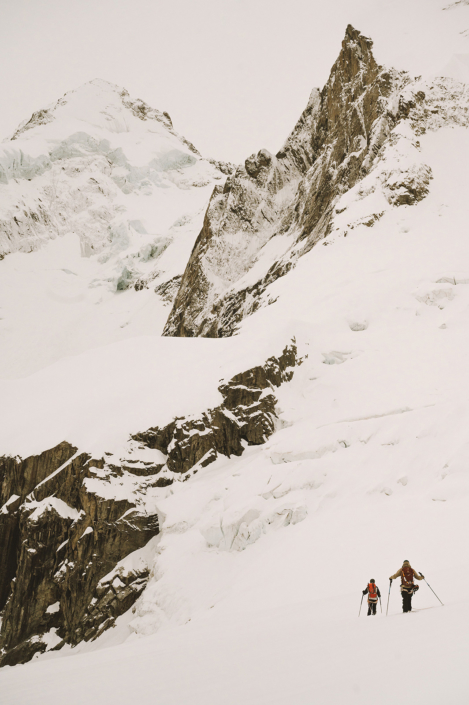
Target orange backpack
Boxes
[368,583,377,600]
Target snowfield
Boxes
[1,523,467,705]
[2,116,469,704]
[2,1,469,703]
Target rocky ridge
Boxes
[0,342,301,666]
[0,442,159,666]
[163,26,469,338]
[132,342,301,482]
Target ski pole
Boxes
[386,579,392,616]
[379,596,382,614]
[419,573,444,606]
[359,594,364,617]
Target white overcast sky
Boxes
[0,0,467,163]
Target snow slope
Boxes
[2,88,469,704]
[0,329,295,458]
[2,3,469,702]
[0,79,227,377]
[1,501,466,705]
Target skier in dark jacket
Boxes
[389,560,424,613]
[362,579,381,615]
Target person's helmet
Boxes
[370,579,375,583]
[403,560,410,565]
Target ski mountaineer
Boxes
[362,579,381,615]
[389,560,424,613]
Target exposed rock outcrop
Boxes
[163,26,469,339]
[0,342,302,666]
[0,445,159,666]
[163,26,397,337]
[132,342,302,481]
[153,274,183,304]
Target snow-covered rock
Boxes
[2,14,469,704]
[0,79,231,377]
[163,27,469,339]
[0,79,228,261]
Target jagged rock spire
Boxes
[163,25,394,339]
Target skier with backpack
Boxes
[389,560,424,613]
[362,579,381,615]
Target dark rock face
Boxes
[292,27,388,242]
[132,342,302,479]
[0,446,159,666]
[162,26,414,339]
[382,163,433,206]
[0,442,77,609]
[162,82,321,338]
[75,566,150,645]
[154,275,183,304]
[0,342,302,666]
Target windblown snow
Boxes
[1,2,469,704]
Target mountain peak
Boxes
[344,23,372,44]
[333,25,378,84]
[10,78,180,147]
[85,78,123,91]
